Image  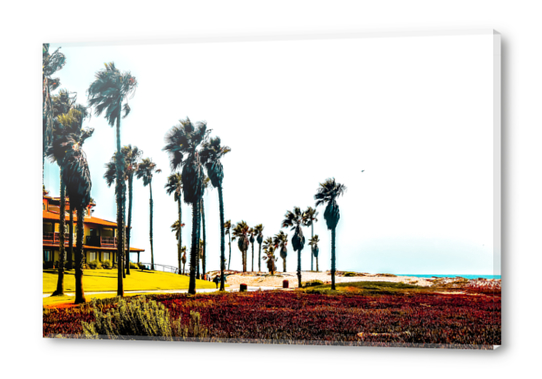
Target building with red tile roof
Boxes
[42,193,144,268]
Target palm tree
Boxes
[66,104,92,271]
[104,145,142,276]
[42,44,65,180]
[181,246,187,274]
[122,145,142,275]
[249,227,255,272]
[314,178,346,290]
[232,221,250,272]
[305,207,319,271]
[47,95,93,295]
[58,133,92,304]
[200,176,210,279]
[200,137,231,290]
[87,62,137,297]
[262,237,278,275]
[163,118,209,294]
[282,207,308,288]
[274,230,289,272]
[136,158,161,270]
[224,220,232,270]
[166,173,184,274]
[171,219,186,273]
[253,224,264,272]
[308,235,320,272]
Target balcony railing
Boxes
[43,232,70,246]
[85,236,126,249]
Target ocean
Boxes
[397,274,501,280]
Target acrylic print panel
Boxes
[42,30,501,348]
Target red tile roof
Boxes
[43,210,117,227]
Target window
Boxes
[44,251,52,262]
[89,252,96,262]
[103,252,110,261]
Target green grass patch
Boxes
[301,280,424,295]
[43,269,217,294]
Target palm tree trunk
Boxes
[297,249,302,288]
[228,234,232,270]
[126,175,133,275]
[316,255,319,272]
[149,181,154,271]
[67,206,74,270]
[331,228,336,290]
[311,223,314,271]
[258,243,262,272]
[283,257,286,273]
[115,115,125,297]
[251,243,254,272]
[201,198,206,279]
[74,206,86,304]
[188,200,201,295]
[52,175,65,296]
[177,198,182,275]
[218,186,226,291]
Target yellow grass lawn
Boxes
[43,268,216,294]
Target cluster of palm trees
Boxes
[44,44,347,302]
[224,178,346,290]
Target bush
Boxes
[138,262,146,270]
[129,262,139,269]
[81,296,208,341]
[102,260,112,269]
[88,260,102,270]
[303,280,324,288]
[344,272,357,277]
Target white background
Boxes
[45,33,497,276]
[0,1,539,378]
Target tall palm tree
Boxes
[253,224,264,272]
[42,43,65,181]
[308,235,320,272]
[200,176,210,279]
[200,137,231,289]
[314,178,346,290]
[47,97,92,295]
[57,133,92,304]
[181,246,187,274]
[282,207,308,288]
[122,145,142,275]
[166,173,184,275]
[274,230,289,272]
[232,221,250,272]
[66,104,92,271]
[87,62,137,297]
[305,207,319,271]
[164,118,209,294]
[262,237,278,275]
[249,227,255,272]
[104,145,142,276]
[224,220,232,270]
[136,158,161,270]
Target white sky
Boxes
[45,32,499,275]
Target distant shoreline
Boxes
[396,274,501,280]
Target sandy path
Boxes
[209,271,434,290]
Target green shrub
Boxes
[129,262,139,269]
[82,296,208,340]
[102,260,112,269]
[303,279,324,288]
[138,263,146,270]
[88,260,102,270]
[343,272,357,277]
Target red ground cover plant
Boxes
[43,291,500,349]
